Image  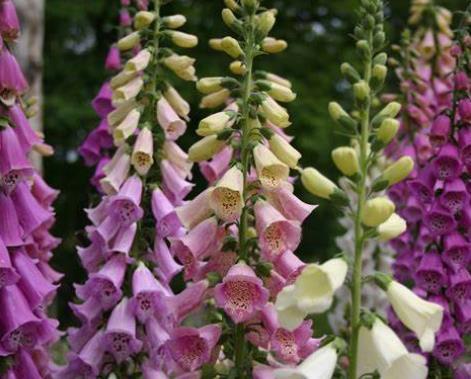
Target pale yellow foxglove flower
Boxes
[210,166,244,222]
[253,144,289,189]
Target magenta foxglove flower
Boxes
[0,47,27,97]
[214,262,269,323]
[0,0,19,40]
[105,45,121,71]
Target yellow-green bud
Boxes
[209,38,224,51]
[196,77,224,95]
[257,10,276,37]
[242,0,258,12]
[301,167,349,206]
[162,15,187,29]
[188,135,226,162]
[168,31,198,48]
[340,62,361,83]
[261,38,288,54]
[380,157,415,186]
[372,64,387,83]
[353,80,370,102]
[372,102,402,127]
[377,118,399,144]
[356,40,371,61]
[200,89,231,109]
[331,147,360,177]
[222,8,238,28]
[117,32,140,51]
[134,11,156,30]
[362,197,396,227]
[224,0,240,11]
[268,134,301,169]
[229,61,246,75]
[328,102,357,132]
[221,36,243,58]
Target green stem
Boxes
[348,32,373,379]
[234,11,257,376]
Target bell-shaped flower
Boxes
[153,238,183,285]
[112,76,144,105]
[0,125,33,185]
[197,111,235,136]
[265,186,316,224]
[429,115,451,146]
[105,45,121,71]
[362,196,395,227]
[132,127,154,175]
[152,187,181,237]
[209,165,244,222]
[176,187,212,229]
[161,159,194,202]
[214,262,269,323]
[446,268,471,303]
[415,252,447,293]
[0,47,27,98]
[0,0,20,39]
[113,108,141,145]
[125,48,152,73]
[442,232,470,269]
[162,140,193,179]
[439,178,468,214]
[425,204,456,236]
[165,324,221,372]
[268,133,301,169]
[259,95,291,128]
[357,317,428,379]
[377,213,407,241]
[200,145,233,183]
[7,104,42,153]
[433,325,464,365]
[103,297,143,363]
[254,144,289,189]
[378,276,444,352]
[255,200,301,261]
[432,143,462,181]
[0,237,19,288]
[0,192,26,246]
[164,85,191,120]
[107,98,137,127]
[188,135,226,162]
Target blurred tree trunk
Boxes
[14,0,45,171]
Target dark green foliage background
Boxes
[43,0,466,327]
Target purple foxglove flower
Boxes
[274,250,306,283]
[425,203,456,236]
[432,143,462,181]
[161,160,194,203]
[0,237,19,288]
[0,284,43,353]
[0,192,24,246]
[265,187,317,223]
[407,104,429,127]
[443,232,470,269]
[77,232,106,272]
[446,269,471,303]
[458,98,471,122]
[176,188,212,230]
[75,254,127,310]
[458,126,471,169]
[393,253,414,282]
[31,172,59,207]
[131,262,169,323]
[0,47,27,96]
[91,82,113,117]
[10,349,43,379]
[433,325,464,365]
[119,9,132,26]
[69,296,102,328]
[90,157,110,190]
[108,174,144,226]
[12,249,57,309]
[454,363,471,379]
[105,45,121,71]
[100,149,131,195]
[79,130,104,167]
[415,253,447,293]
[157,97,186,141]
[153,238,183,284]
[136,0,149,10]
[401,196,424,223]
[439,178,468,213]
[162,141,193,180]
[455,71,470,91]
[408,166,436,204]
[62,330,105,379]
[199,146,233,184]
[152,188,182,238]
[166,280,208,323]
[254,200,302,262]
[171,217,218,279]
[196,250,237,281]
[11,182,52,236]
[455,299,471,334]
[0,0,19,40]
[165,324,221,372]
[104,297,143,363]
[414,134,433,163]
[7,104,41,153]
[145,317,170,366]
[429,115,451,146]
[214,262,269,323]
[388,182,408,207]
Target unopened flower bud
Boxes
[340,62,361,83]
[259,80,296,103]
[261,37,288,54]
[188,135,226,162]
[162,15,187,29]
[164,85,190,120]
[356,40,371,61]
[222,8,238,28]
[196,77,224,94]
[371,64,387,89]
[260,95,291,128]
[224,0,240,11]
[117,32,140,51]
[197,111,235,136]
[362,197,395,227]
[229,61,246,75]
[268,133,301,169]
[301,167,348,206]
[374,156,414,190]
[372,102,402,127]
[328,102,357,132]
[264,72,291,88]
[200,89,231,109]
[134,11,155,30]
[168,31,198,48]
[257,10,276,37]
[378,213,407,241]
[353,80,370,102]
[242,0,258,12]
[331,147,359,177]
[377,118,399,144]
[221,36,243,58]
[373,52,388,65]
[209,38,224,51]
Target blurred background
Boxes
[38,0,467,327]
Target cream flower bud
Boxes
[253,144,289,189]
[134,11,156,30]
[353,80,370,102]
[301,167,338,199]
[378,213,407,241]
[117,32,140,51]
[261,80,296,103]
[131,127,154,175]
[162,54,195,72]
[381,279,444,352]
[188,135,226,162]
[372,64,387,84]
[377,156,414,187]
[164,85,190,120]
[110,70,137,89]
[168,31,198,48]
[372,101,402,126]
[260,96,291,128]
[224,0,240,11]
[264,72,292,88]
[200,89,231,109]
[331,147,359,176]
[268,133,301,169]
[377,118,399,144]
[174,65,197,82]
[162,15,187,29]
[362,196,396,227]
[210,166,244,222]
[229,61,246,75]
[125,49,152,73]
[196,77,224,94]
[197,111,235,136]
[261,37,288,54]
[222,8,238,28]
[113,109,141,145]
[108,99,138,127]
[112,77,144,105]
[221,36,244,58]
[257,10,276,37]
[209,38,224,51]
[328,101,357,132]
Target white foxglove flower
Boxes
[358,317,428,379]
